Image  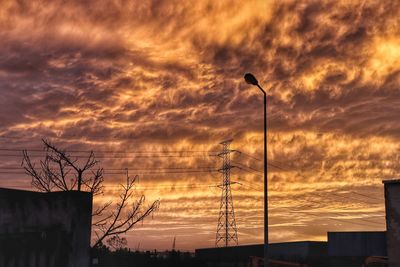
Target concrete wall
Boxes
[383,180,400,267]
[0,188,92,267]
[327,231,387,257]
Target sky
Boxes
[1,0,400,251]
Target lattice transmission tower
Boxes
[215,139,238,247]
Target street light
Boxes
[244,73,268,267]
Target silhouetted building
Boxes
[383,179,400,267]
[196,244,262,267]
[195,241,327,267]
[195,232,390,267]
[328,231,387,267]
[0,188,92,267]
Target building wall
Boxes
[269,241,327,261]
[327,231,387,257]
[195,242,327,267]
[383,180,400,267]
[0,188,92,267]
[196,244,263,263]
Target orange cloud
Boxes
[0,0,398,250]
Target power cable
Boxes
[4,170,219,175]
[0,154,216,159]
[0,148,218,154]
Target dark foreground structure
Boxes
[383,180,400,267]
[328,231,387,267]
[0,188,92,267]
[196,232,387,267]
[91,248,204,267]
[196,241,327,267]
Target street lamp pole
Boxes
[244,73,268,267]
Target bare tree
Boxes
[92,175,159,248]
[22,139,104,194]
[22,139,160,247]
[106,235,127,251]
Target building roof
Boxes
[382,179,400,184]
[0,187,92,197]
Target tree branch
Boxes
[92,175,160,248]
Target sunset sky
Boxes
[1,0,400,251]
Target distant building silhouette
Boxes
[328,231,387,257]
[196,233,388,267]
[0,188,92,267]
[328,231,387,267]
[196,241,327,267]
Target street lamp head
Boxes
[244,73,259,86]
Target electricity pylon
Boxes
[215,139,238,247]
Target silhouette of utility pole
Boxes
[172,236,176,251]
[215,139,238,247]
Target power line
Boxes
[289,209,384,228]
[235,150,262,162]
[327,192,382,205]
[0,134,175,141]
[240,185,384,228]
[105,183,218,190]
[0,144,385,209]
[231,161,263,174]
[241,174,383,209]
[238,173,380,225]
[231,159,288,173]
[241,179,384,227]
[350,191,383,201]
[0,170,220,175]
[0,148,218,154]
[0,154,216,159]
[300,198,383,226]
[238,183,264,191]
[0,166,218,171]
[249,160,384,205]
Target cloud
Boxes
[0,0,399,250]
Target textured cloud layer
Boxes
[0,0,399,250]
